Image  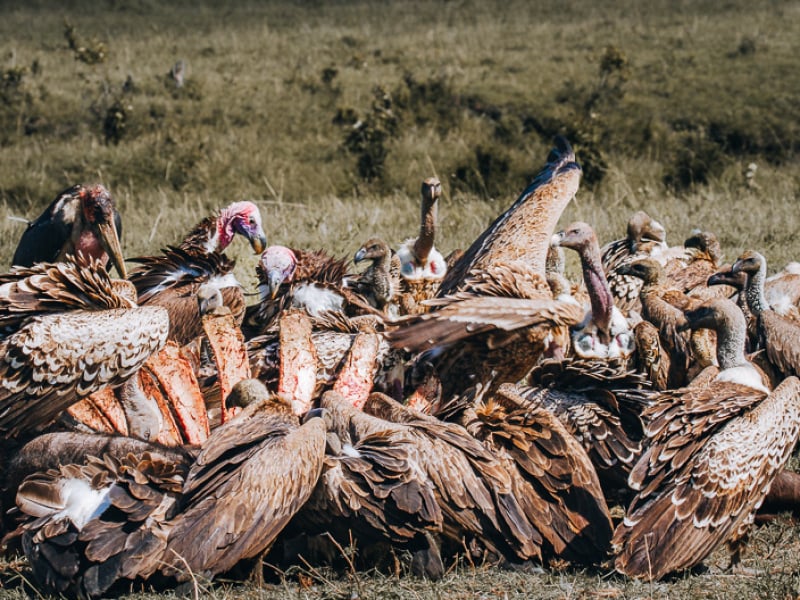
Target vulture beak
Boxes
[354,247,367,264]
[267,270,284,299]
[249,230,267,255]
[551,231,565,247]
[730,260,743,275]
[96,220,127,279]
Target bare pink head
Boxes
[217,201,267,254]
[260,245,297,299]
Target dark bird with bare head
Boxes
[129,201,267,345]
[12,184,126,279]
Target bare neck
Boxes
[715,309,750,369]
[580,239,614,338]
[413,196,437,262]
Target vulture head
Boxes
[707,268,745,290]
[79,185,127,279]
[626,211,666,253]
[731,250,767,278]
[196,281,227,316]
[354,238,391,264]
[615,258,663,286]
[259,246,297,299]
[421,176,442,205]
[217,200,267,254]
[551,221,598,255]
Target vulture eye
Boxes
[248,216,256,225]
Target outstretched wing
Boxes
[0,307,169,438]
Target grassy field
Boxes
[1,0,799,598]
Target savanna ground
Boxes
[0,0,799,597]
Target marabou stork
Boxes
[11,184,126,278]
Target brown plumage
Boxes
[360,391,551,564]
[296,391,445,578]
[17,450,188,599]
[0,257,169,440]
[732,250,800,377]
[552,222,635,360]
[163,379,326,580]
[633,320,670,390]
[516,359,650,501]
[616,258,695,387]
[601,211,667,314]
[438,136,581,296]
[244,245,371,336]
[615,375,800,579]
[613,298,800,579]
[461,385,615,565]
[389,262,583,400]
[352,237,402,315]
[664,230,726,296]
[129,246,244,346]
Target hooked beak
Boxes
[267,270,284,299]
[730,260,743,275]
[96,220,127,279]
[354,247,367,263]
[550,232,565,247]
[249,229,267,255]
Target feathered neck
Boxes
[744,259,769,316]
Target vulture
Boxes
[161,379,326,580]
[389,261,584,401]
[16,379,326,598]
[351,237,402,316]
[358,390,549,565]
[615,258,694,387]
[732,250,800,377]
[665,230,728,298]
[438,136,581,296]
[176,200,266,255]
[12,183,126,279]
[514,358,651,502]
[451,385,615,565]
[129,201,266,345]
[601,211,667,313]
[613,298,800,579]
[292,390,445,579]
[396,177,447,314]
[17,450,189,599]
[0,257,168,440]
[551,222,635,360]
[244,245,374,335]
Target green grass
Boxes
[0,1,799,598]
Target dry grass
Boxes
[1,1,799,598]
